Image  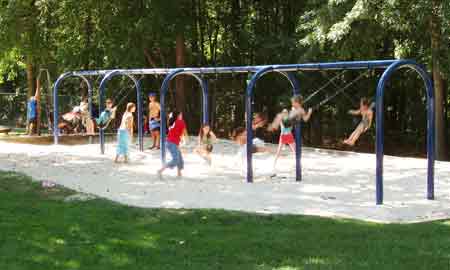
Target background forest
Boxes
[0,0,449,160]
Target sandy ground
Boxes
[0,137,449,223]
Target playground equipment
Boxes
[52,59,435,205]
[0,126,11,134]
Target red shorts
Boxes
[280,133,294,145]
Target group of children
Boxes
[112,91,374,178]
[232,95,313,172]
[113,93,216,179]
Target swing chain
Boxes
[304,70,348,104]
[312,69,371,110]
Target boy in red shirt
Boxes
[157,111,186,178]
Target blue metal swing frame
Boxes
[52,59,435,205]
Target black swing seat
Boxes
[0,126,12,134]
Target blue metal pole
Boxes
[159,87,167,165]
[425,75,435,200]
[187,73,209,124]
[408,64,435,200]
[88,91,93,118]
[375,59,435,204]
[245,84,254,183]
[159,69,185,165]
[70,60,399,77]
[52,73,72,145]
[245,66,274,183]
[202,78,209,124]
[375,74,386,205]
[98,75,108,154]
[52,72,91,145]
[98,71,144,154]
[135,78,144,152]
[284,72,301,181]
[159,69,211,165]
[83,76,93,144]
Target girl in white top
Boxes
[115,103,135,163]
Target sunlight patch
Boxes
[133,234,158,249]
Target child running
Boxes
[157,111,186,178]
[270,109,296,170]
[115,102,135,163]
[148,92,161,150]
[194,124,217,166]
[343,97,373,146]
[26,95,38,135]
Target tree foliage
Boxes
[0,0,448,158]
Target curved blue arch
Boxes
[245,67,301,183]
[159,69,209,164]
[375,60,435,204]
[53,72,93,145]
[98,70,143,154]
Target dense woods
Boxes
[0,0,449,159]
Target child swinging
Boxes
[96,99,117,129]
[343,97,373,146]
[194,124,217,166]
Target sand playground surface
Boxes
[0,137,449,223]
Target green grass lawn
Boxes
[1,171,449,270]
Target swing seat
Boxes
[0,126,12,135]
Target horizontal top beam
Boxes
[71,60,401,77]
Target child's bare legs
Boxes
[150,133,155,149]
[158,166,182,177]
[205,152,212,166]
[27,122,35,135]
[344,125,365,146]
[273,143,284,170]
[114,154,129,163]
[159,142,183,178]
[150,131,156,149]
[151,131,160,149]
[86,119,95,135]
[157,165,166,177]
[195,147,212,165]
[155,131,160,149]
[254,146,272,153]
[288,143,296,154]
[273,143,295,172]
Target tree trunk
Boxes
[143,48,157,68]
[443,80,448,154]
[176,33,186,114]
[26,59,34,99]
[35,75,41,135]
[231,0,241,64]
[431,1,447,160]
[312,109,322,146]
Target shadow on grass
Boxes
[1,171,450,270]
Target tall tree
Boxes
[176,33,186,113]
[431,0,447,160]
[0,0,41,97]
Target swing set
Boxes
[52,59,435,205]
